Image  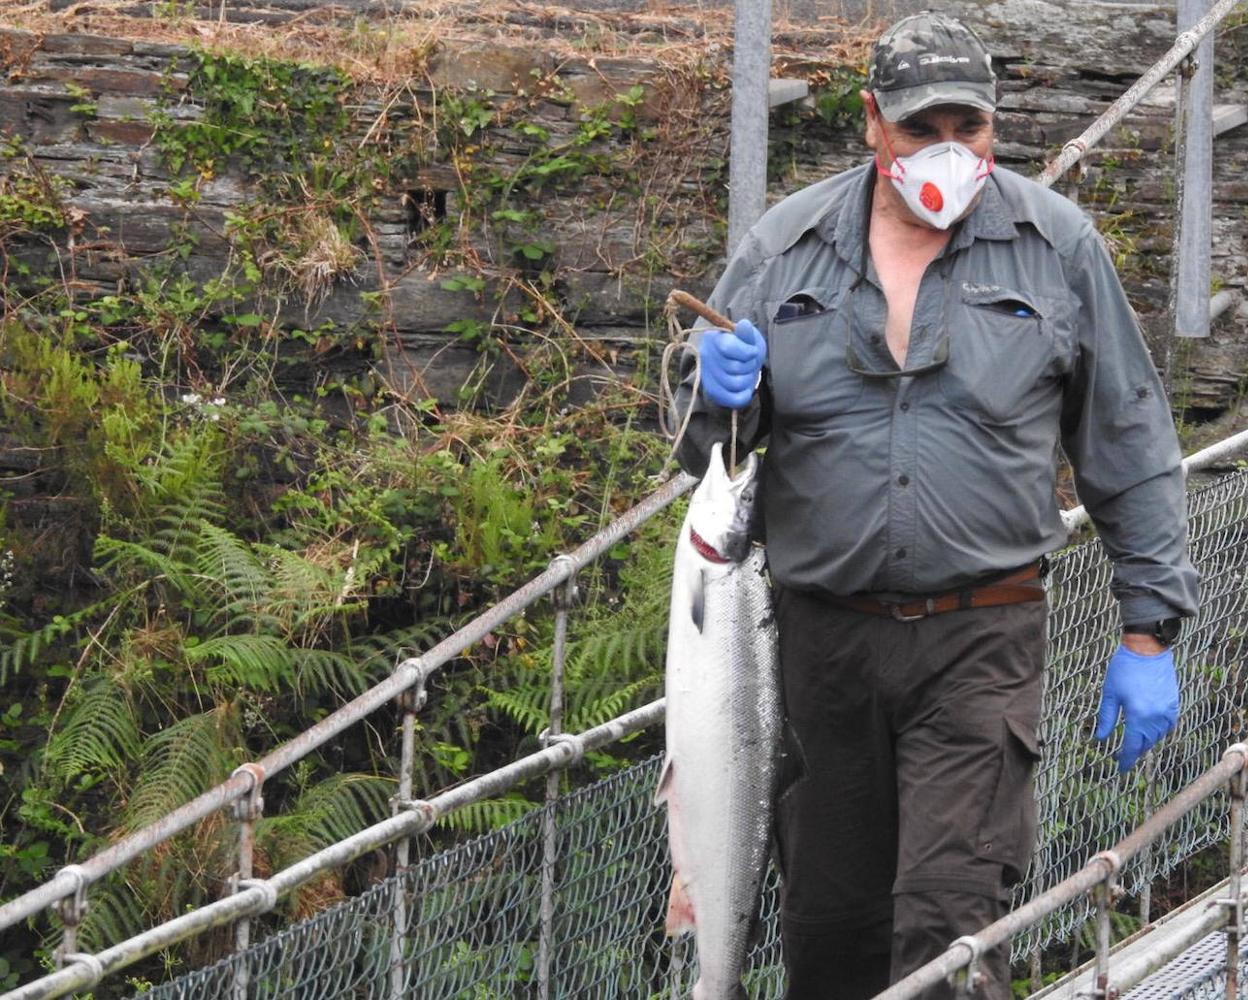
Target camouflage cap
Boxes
[867,11,997,122]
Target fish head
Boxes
[684,444,760,568]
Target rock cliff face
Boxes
[1,0,1245,419]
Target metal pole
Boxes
[1093,873,1115,1000]
[538,556,577,1000]
[389,661,427,1000]
[1174,0,1214,341]
[229,763,265,1000]
[727,0,774,253]
[1225,765,1246,1000]
[1140,753,1158,926]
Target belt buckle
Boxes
[888,599,934,623]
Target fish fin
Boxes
[652,755,674,807]
[664,876,696,935]
[690,569,705,632]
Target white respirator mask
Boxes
[877,140,994,230]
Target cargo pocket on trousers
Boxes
[975,715,1042,886]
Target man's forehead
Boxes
[897,103,993,126]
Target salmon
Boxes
[655,443,783,1000]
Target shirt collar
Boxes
[818,161,1018,260]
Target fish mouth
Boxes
[688,526,731,564]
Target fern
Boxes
[0,592,125,683]
[295,648,369,698]
[125,707,239,831]
[186,633,296,693]
[565,675,661,733]
[43,681,141,786]
[93,534,193,594]
[436,793,539,834]
[261,544,352,639]
[565,619,667,684]
[195,522,271,625]
[71,876,148,953]
[256,774,393,867]
[480,683,550,736]
[134,429,227,531]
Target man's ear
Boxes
[861,90,881,152]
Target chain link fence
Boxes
[138,469,1248,999]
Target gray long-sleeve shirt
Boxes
[675,162,1199,623]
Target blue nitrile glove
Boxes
[1094,644,1180,774]
[698,319,767,409]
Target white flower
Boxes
[181,392,202,405]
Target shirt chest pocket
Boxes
[938,286,1063,425]
[766,290,864,424]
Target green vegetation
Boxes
[0,42,717,987]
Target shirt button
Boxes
[898,474,909,486]
[895,548,906,560]
[899,401,910,412]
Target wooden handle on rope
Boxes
[667,290,733,331]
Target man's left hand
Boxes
[1094,643,1179,774]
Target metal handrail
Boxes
[1036,0,1244,189]
[3,702,667,1000]
[876,744,1248,1000]
[0,471,694,936]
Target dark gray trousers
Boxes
[773,587,1046,1000]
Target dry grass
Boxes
[0,0,878,83]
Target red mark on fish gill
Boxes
[688,526,729,564]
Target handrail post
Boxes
[1093,878,1113,998]
[538,555,577,1000]
[948,936,983,997]
[1223,761,1246,1000]
[229,762,266,1000]
[1173,0,1215,343]
[389,659,427,1000]
[1086,850,1122,1000]
[52,866,89,971]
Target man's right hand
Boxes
[699,319,767,409]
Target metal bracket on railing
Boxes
[1211,894,1245,934]
[948,935,983,996]
[538,730,585,766]
[395,657,429,715]
[1090,849,1123,876]
[230,763,266,823]
[549,554,578,611]
[53,864,92,969]
[1222,743,1248,767]
[53,864,89,924]
[236,878,278,914]
[61,953,105,989]
[394,798,439,832]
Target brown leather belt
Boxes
[823,563,1046,623]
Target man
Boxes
[674,11,1199,999]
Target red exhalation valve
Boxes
[919,182,943,212]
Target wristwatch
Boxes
[1122,617,1183,647]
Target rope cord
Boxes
[658,300,740,476]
